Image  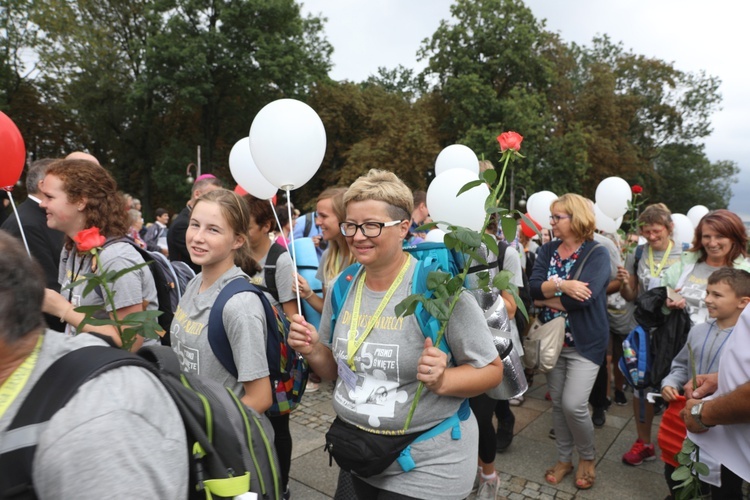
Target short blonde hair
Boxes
[344,169,413,221]
[551,193,595,241]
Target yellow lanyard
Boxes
[0,335,44,419]
[648,241,673,278]
[347,255,411,370]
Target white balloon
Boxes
[595,177,632,219]
[687,205,710,227]
[228,138,278,200]
[526,191,558,230]
[434,144,479,177]
[249,98,326,190]
[594,204,623,234]
[672,213,695,250]
[424,229,446,243]
[426,169,489,232]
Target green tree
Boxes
[653,143,738,213]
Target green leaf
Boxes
[480,168,497,185]
[415,221,438,233]
[481,233,499,256]
[452,228,482,248]
[486,206,509,215]
[510,286,528,320]
[670,466,691,481]
[396,294,423,317]
[426,270,450,291]
[108,261,151,281]
[423,298,451,322]
[492,270,513,291]
[443,232,458,250]
[445,276,465,295]
[681,439,696,454]
[694,462,710,477]
[500,216,517,242]
[118,310,163,323]
[677,452,693,466]
[457,179,484,196]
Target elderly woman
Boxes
[529,193,610,490]
[289,169,503,500]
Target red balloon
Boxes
[233,184,248,196]
[0,111,26,189]
[520,213,542,238]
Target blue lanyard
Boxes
[698,322,733,374]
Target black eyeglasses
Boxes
[549,214,572,223]
[339,220,403,238]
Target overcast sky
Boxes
[299,0,750,218]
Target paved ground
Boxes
[285,374,679,500]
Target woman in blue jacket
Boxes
[529,193,610,490]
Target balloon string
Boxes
[285,187,302,315]
[6,190,31,257]
[269,199,283,244]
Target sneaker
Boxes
[509,395,524,406]
[496,413,515,452]
[622,439,656,466]
[472,468,481,492]
[548,428,556,440]
[305,381,319,393]
[476,473,501,500]
[614,389,628,406]
[283,485,291,500]
[592,406,606,428]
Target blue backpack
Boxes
[619,325,652,390]
[328,242,470,472]
[207,278,309,416]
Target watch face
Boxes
[691,404,700,416]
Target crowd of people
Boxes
[1,153,750,500]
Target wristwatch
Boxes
[690,401,714,430]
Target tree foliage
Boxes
[0,0,737,216]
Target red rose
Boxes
[497,131,523,152]
[74,227,106,252]
[631,185,643,194]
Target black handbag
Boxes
[324,417,418,477]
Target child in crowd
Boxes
[659,268,750,498]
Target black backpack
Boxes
[255,242,287,304]
[0,344,281,500]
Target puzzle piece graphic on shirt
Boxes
[349,369,408,428]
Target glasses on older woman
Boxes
[340,220,403,238]
[549,214,571,223]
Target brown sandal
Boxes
[544,462,573,485]
[575,459,596,489]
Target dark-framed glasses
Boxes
[339,220,403,238]
[549,214,571,223]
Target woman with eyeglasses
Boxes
[529,194,610,490]
[617,204,683,466]
[288,169,502,499]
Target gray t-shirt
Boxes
[624,243,682,294]
[318,257,497,499]
[679,262,721,325]
[249,247,295,310]
[0,332,187,499]
[58,241,159,335]
[171,266,269,398]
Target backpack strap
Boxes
[303,212,314,238]
[395,398,470,472]
[329,263,362,343]
[0,346,150,498]
[207,277,281,380]
[634,244,644,271]
[257,242,286,303]
[467,240,505,275]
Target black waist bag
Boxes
[324,417,418,477]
